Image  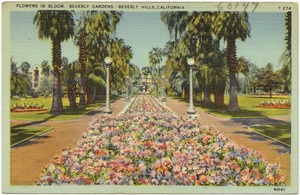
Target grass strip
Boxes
[248,123,291,147]
[11,125,53,147]
[171,95,291,118]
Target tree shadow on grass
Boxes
[11,135,51,148]
[270,141,291,154]
[232,118,290,127]
[234,131,290,154]
[174,97,268,118]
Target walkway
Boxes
[10,98,126,185]
[166,98,291,185]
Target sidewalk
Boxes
[165,97,291,185]
[10,98,127,185]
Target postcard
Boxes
[2,1,298,194]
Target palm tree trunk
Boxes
[214,85,225,109]
[67,82,77,111]
[203,88,211,104]
[78,31,86,105]
[227,36,240,112]
[86,85,94,104]
[228,71,240,111]
[50,38,63,112]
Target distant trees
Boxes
[38,60,52,99]
[10,58,32,98]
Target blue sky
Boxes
[10,11,286,70]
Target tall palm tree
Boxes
[33,11,74,112]
[110,38,133,93]
[149,47,164,96]
[75,11,123,105]
[75,11,87,105]
[213,12,251,111]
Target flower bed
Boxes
[257,100,290,109]
[36,98,286,186]
[126,95,172,114]
[11,102,45,112]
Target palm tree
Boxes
[75,11,87,106]
[279,11,291,94]
[62,60,79,110]
[10,58,32,98]
[210,50,228,108]
[33,11,74,112]
[110,38,133,94]
[160,11,189,41]
[213,12,251,112]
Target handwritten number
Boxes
[252,2,259,12]
[243,2,249,11]
[218,2,223,11]
[218,2,259,12]
[235,2,239,9]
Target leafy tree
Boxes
[38,60,52,99]
[10,58,32,98]
[33,10,75,112]
[247,63,263,94]
[40,60,51,76]
[39,76,52,99]
[260,63,283,98]
[213,12,251,112]
[20,62,30,74]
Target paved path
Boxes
[166,98,291,185]
[10,98,127,185]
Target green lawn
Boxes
[249,123,291,146]
[174,95,291,118]
[11,125,53,147]
[10,96,110,122]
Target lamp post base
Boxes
[187,108,196,115]
[103,109,112,114]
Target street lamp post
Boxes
[187,58,196,114]
[125,76,130,102]
[161,76,166,102]
[104,57,112,114]
[130,80,133,98]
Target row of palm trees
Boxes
[148,11,251,111]
[149,11,291,112]
[33,10,134,112]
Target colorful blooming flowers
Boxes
[36,95,286,186]
[258,99,290,109]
